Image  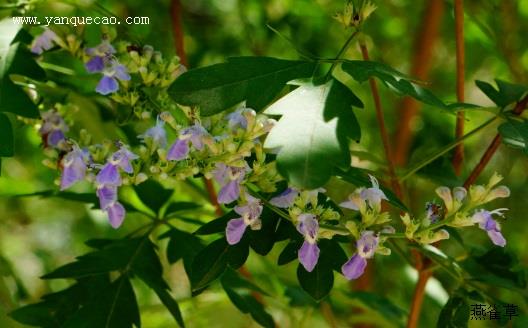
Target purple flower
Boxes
[340,175,387,212]
[342,231,378,280]
[39,111,68,148]
[138,117,167,148]
[471,209,507,247]
[270,188,299,208]
[296,214,320,272]
[95,61,131,95]
[226,108,256,130]
[166,139,189,160]
[96,146,138,186]
[225,195,263,245]
[167,123,208,161]
[425,202,442,224]
[60,146,89,190]
[84,40,129,95]
[31,29,57,55]
[213,163,248,204]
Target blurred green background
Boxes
[0,0,527,327]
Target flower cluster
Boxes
[30,28,514,284]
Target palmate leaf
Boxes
[341,60,448,109]
[167,56,316,116]
[263,78,362,189]
[14,235,185,328]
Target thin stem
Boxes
[452,0,466,175]
[400,117,498,181]
[170,0,188,67]
[463,94,528,187]
[324,30,360,80]
[393,0,445,166]
[406,269,432,328]
[359,41,403,199]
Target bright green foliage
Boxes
[264,79,362,189]
[168,57,316,115]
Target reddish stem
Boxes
[360,43,403,199]
[170,0,188,67]
[452,0,465,175]
[393,0,445,166]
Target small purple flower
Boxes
[138,117,167,148]
[167,123,208,161]
[96,146,138,186]
[213,163,248,204]
[84,40,116,73]
[342,231,378,280]
[39,111,68,148]
[425,202,442,224]
[296,214,320,272]
[340,175,387,212]
[95,61,131,95]
[270,188,299,208]
[471,209,507,247]
[60,146,89,190]
[225,195,263,245]
[31,29,57,55]
[226,108,256,130]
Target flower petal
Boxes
[270,188,298,208]
[298,241,320,272]
[341,254,367,280]
[217,180,240,204]
[47,130,65,147]
[96,76,119,95]
[96,163,121,186]
[167,139,189,161]
[97,185,118,209]
[85,56,105,73]
[226,218,247,245]
[106,202,125,228]
[487,230,506,247]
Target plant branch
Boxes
[170,0,188,67]
[400,116,497,181]
[393,0,445,166]
[359,41,403,199]
[464,94,528,188]
[452,0,465,175]
[325,30,360,80]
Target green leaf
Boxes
[0,20,46,118]
[476,79,528,108]
[165,201,202,217]
[193,211,237,235]
[134,180,173,214]
[336,167,408,211]
[296,263,334,302]
[248,207,279,255]
[264,79,362,189]
[0,113,13,157]
[190,238,249,291]
[61,276,140,328]
[222,287,274,328]
[498,119,528,154]
[168,57,316,116]
[40,235,184,327]
[437,295,469,328]
[162,228,204,276]
[347,291,407,324]
[461,247,526,291]
[341,60,448,109]
[278,239,302,265]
